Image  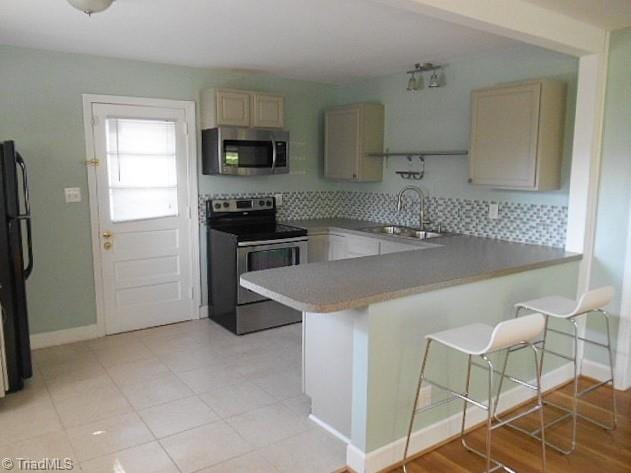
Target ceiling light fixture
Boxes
[67,0,116,16]
[405,62,444,92]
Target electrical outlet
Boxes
[274,193,283,207]
[416,386,432,409]
[488,202,499,220]
[64,187,82,203]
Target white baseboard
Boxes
[309,414,351,445]
[200,305,209,319]
[30,324,101,350]
[581,358,612,382]
[346,362,574,473]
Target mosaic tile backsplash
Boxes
[199,191,568,248]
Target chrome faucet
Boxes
[397,185,429,230]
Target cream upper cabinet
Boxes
[201,88,251,128]
[469,80,566,191]
[324,103,384,182]
[251,93,285,128]
[200,88,285,129]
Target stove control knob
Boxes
[214,203,221,209]
[222,202,230,208]
[267,200,272,206]
[259,200,265,206]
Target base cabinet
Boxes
[308,232,418,262]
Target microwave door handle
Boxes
[15,153,34,279]
[271,136,277,174]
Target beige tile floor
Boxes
[0,320,347,472]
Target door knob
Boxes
[103,241,113,250]
[102,231,112,239]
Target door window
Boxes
[106,118,178,222]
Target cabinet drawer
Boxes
[342,235,380,258]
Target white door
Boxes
[90,103,195,334]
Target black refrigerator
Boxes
[0,140,33,392]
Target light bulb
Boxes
[67,0,115,15]
[407,74,416,92]
[415,74,424,91]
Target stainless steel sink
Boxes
[361,225,443,240]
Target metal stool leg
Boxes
[402,340,432,473]
[570,319,579,452]
[601,309,618,430]
[540,318,579,455]
[531,345,547,472]
[460,355,473,445]
[484,355,495,473]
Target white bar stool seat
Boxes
[495,286,617,456]
[402,313,548,473]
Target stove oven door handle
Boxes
[237,237,308,248]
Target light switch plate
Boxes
[64,187,82,203]
[274,193,283,207]
[488,203,499,220]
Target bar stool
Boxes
[494,287,617,455]
[402,313,547,473]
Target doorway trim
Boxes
[81,94,201,337]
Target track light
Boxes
[405,62,445,92]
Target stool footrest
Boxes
[422,377,488,411]
[413,393,459,414]
[472,361,539,391]
[546,327,611,349]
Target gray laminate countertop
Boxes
[240,218,581,313]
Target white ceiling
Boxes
[523,0,631,31]
[0,0,525,83]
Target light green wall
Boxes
[587,27,631,363]
[332,44,578,206]
[0,45,335,334]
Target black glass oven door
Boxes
[236,240,306,304]
[223,140,273,169]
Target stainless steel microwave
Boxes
[201,127,289,176]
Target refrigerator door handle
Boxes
[15,153,33,280]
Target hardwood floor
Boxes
[386,377,631,473]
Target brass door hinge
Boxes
[85,159,100,167]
